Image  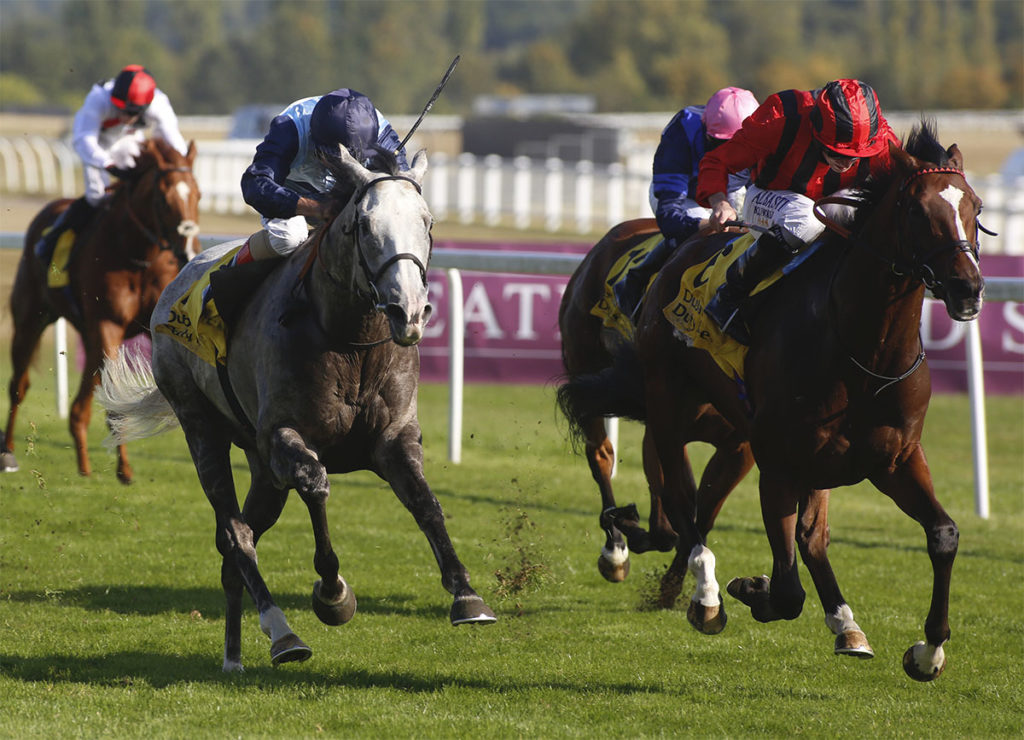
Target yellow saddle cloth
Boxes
[154,248,239,367]
[589,232,787,384]
[46,229,77,288]
[589,233,664,342]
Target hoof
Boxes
[450,593,497,625]
[312,578,357,626]
[597,545,630,583]
[903,641,946,682]
[270,632,312,666]
[726,575,778,623]
[0,449,18,473]
[687,595,727,635]
[834,630,874,659]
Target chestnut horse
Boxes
[560,122,984,680]
[558,220,753,623]
[2,138,200,483]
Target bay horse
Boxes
[98,145,495,671]
[2,137,200,483]
[558,220,753,625]
[561,122,984,680]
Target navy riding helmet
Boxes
[309,88,379,163]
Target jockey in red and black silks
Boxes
[696,79,903,345]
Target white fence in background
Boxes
[2,135,1022,252]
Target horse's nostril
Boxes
[385,304,408,325]
[422,304,433,324]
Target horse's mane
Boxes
[846,118,946,234]
[320,144,403,221]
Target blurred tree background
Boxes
[0,0,1020,115]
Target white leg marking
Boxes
[601,542,629,566]
[824,603,863,636]
[687,543,720,607]
[908,640,946,675]
[259,605,292,643]
[222,654,244,673]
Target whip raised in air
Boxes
[396,54,460,153]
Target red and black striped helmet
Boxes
[811,79,886,158]
[110,65,156,115]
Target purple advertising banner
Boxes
[419,245,1024,395]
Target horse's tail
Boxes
[96,346,180,448]
[556,346,646,449]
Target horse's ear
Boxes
[946,143,963,170]
[889,141,918,178]
[334,143,373,186]
[409,149,428,185]
[186,140,197,165]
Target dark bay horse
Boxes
[561,122,984,680]
[558,220,753,626]
[98,145,495,670]
[2,137,200,483]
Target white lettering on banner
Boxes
[1003,302,1024,354]
[503,283,552,340]
[464,281,505,339]
[921,303,966,351]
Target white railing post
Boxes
[544,157,563,232]
[446,268,465,464]
[575,160,594,234]
[607,162,625,227]
[55,318,69,419]
[965,319,990,518]
[513,156,532,230]
[457,152,476,224]
[483,154,502,226]
[428,152,450,222]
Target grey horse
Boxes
[99,145,495,671]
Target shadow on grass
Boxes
[1,584,458,620]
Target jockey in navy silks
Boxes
[614,87,759,312]
[237,88,410,263]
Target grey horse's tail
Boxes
[96,346,180,448]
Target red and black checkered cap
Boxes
[110,65,156,115]
[811,79,887,158]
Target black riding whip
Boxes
[396,54,460,153]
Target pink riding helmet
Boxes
[703,87,759,140]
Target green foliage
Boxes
[0,0,1020,115]
[0,341,1022,736]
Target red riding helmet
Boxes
[110,65,156,115]
[811,79,887,158]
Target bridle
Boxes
[122,163,199,265]
[318,173,431,306]
[813,166,990,295]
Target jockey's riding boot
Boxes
[613,237,677,318]
[232,229,275,266]
[705,225,797,345]
[34,197,95,263]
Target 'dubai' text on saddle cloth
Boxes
[154,248,237,367]
[590,233,664,341]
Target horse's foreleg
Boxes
[795,489,874,659]
[728,476,805,623]
[871,446,956,681]
[379,426,496,626]
[267,427,356,627]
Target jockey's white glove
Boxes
[108,134,143,170]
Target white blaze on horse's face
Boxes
[171,180,200,259]
[938,184,979,269]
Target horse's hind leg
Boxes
[793,489,875,659]
[2,276,51,473]
[379,425,496,625]
[871,448,956,681]
[579,415,630,582]
[181,418,309,670]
